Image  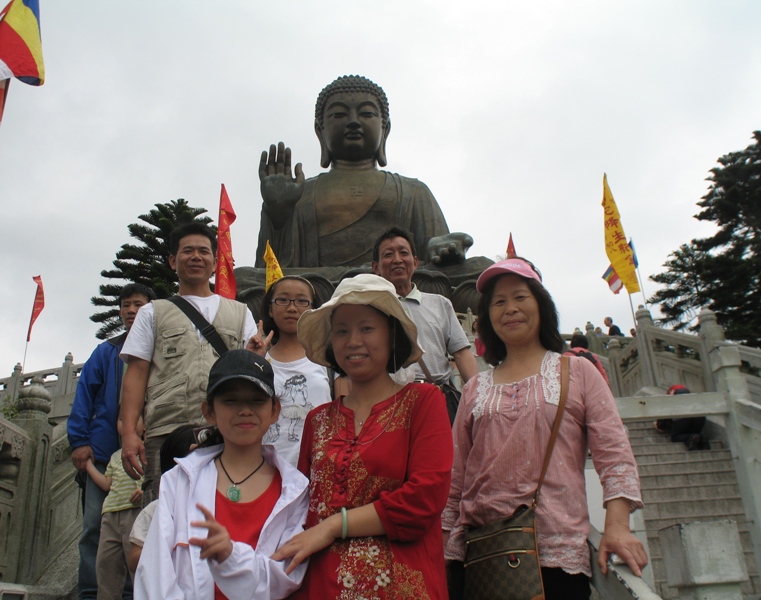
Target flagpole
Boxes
[22,340,29,373]
[627,293,637,329]
[635,265,649,306]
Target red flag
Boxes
[26,274,44,341]
[506,233,517,258]
[214,184,237,299]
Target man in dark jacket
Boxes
[67,283,155,599]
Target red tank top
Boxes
[213,471,282,600]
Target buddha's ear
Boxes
[377,119,391,167]
[315,120,332,168]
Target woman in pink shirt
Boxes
[443,257,647,599]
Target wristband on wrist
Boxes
[341,507,348,539]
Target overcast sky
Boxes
[1,0,759,377]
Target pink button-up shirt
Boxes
[442,352,642,576]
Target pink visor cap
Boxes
[476,258,543,292]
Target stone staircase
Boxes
[625,419,760,598]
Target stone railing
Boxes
[588,527,662,599]
[611,308,761,593]
[0,377,80,587]
[1,354,83,423]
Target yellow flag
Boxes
[602,174,640,294]
[264,241,284,291]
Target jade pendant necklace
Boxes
[217,455,266,502]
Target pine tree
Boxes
[648,244,712,331]
[649,131,761,346]
[693,131,761,346]
[91,199,214,339]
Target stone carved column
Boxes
[7,375,55,584]
[606,337,623,397]
[634,305,657,388]
[16,376,52,420]
[699,308,761,582]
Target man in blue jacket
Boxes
[67,283,155,599]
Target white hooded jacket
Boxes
[135,444,309,600]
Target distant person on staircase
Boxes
[654,385,706,451]
[563,334,610,386]
[604,316,623,336]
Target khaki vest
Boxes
[144,297,247,438]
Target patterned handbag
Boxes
[463,357,569,600]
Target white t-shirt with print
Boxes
[263,354,332,467]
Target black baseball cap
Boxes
[207,350,275,400]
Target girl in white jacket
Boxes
[135,350,309,600]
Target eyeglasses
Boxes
[271,297,312,308]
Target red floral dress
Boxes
[291,383,452,599]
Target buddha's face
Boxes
[320,91,386,162]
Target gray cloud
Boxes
[2,0,760,373]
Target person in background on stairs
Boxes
[654,385,706,451]
[563,334,610,386]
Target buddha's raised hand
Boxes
[259,141,305,228]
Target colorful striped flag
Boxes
[27,274,44,341]
[214,184,237,299]
[0,0,45,85]
[602,265,623,294]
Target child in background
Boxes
[134,350,309,600]
[86,418,144,600]
[127,424,197,579]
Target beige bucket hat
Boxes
[297,274,423,370]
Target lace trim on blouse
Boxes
[473,352,561,420]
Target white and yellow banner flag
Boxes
[602,174,640,294]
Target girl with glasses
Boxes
[258,276,332,467]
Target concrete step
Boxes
[629,440,706,455]
[642,482,740,502]
[644,497,745,519]
[633,449,731,464]
[643,512,748,533]
[639,468,739,488]
[636,457,734,476]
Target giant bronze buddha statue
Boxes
[236,75,490,316]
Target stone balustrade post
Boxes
[586,321,605,355]
[5,362,22,402]
[699,308,761,581]
[56,352,76,396]
[634,305,658,388]
[10,376,54,583]
[659,521,747,599]
[606,337,623,397]
[698,309,721,390]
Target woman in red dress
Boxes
[272,274,453,599]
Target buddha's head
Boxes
[314,75,391,168]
